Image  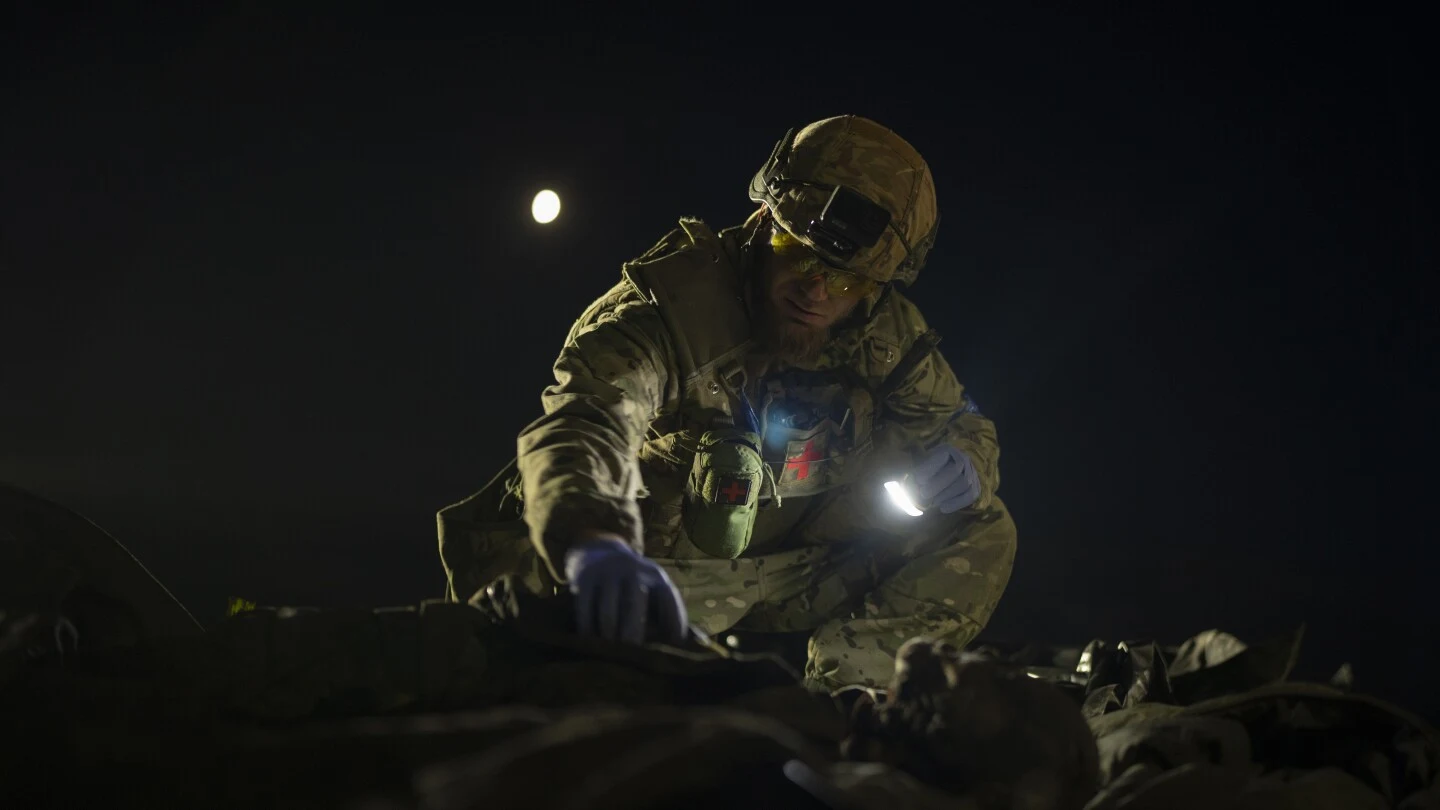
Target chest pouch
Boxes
[760,380,875,498]
[767,418,841,498]
[684,428,772,559]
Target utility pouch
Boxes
[684,428,764,559]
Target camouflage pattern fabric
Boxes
[2,584,802,727]
[3,488,1436,810]
[11,609,1438,809]
[446,214,1015,687]
[663,495,1016,690]
[1082,682,1440,809]
[440,482,1016,691]
[5,420,1437,809]
[1075,629,1440,809]
[959,627,1440,808]
[505,216,1004,575]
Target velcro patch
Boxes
[783,437,825,483]
[713,476,751,505]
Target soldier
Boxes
[439,115,1017,690]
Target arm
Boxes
[516,298,676,582]
[880,343,1001,512]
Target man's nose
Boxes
[798,273,830,302]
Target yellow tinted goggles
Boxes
[770,228,879,299]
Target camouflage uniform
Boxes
[439,117,1017,690]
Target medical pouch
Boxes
[684,428,764,559]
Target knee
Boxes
[922,496,1017,564]
[960,500,1017,594]
[898,500,1018,616]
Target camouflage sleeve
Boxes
[516,296,674,582]
[881,345,1002,512]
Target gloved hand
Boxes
[563,534,688,645]
[912,444,981,514]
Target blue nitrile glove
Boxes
[563,536,688,645]
[912,444,981,514]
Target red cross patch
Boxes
[714,476,751,505]
[784,438,825,481]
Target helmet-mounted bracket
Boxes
[805,185,891,262]
[752,128,796,203]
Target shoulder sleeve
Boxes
[516,282,678,580]
[869,293,1001,509]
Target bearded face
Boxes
[753,221,871,365]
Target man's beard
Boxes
[756,300,831,365]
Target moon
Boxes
[531,189,561,224]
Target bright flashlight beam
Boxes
[884,480,924,517]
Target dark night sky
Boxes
[2,6,1434,714]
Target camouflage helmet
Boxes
[747,115,939,286]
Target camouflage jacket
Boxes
[516,217,1000,582]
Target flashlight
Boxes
[884,474,925,517]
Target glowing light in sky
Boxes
[531,189,561,224]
